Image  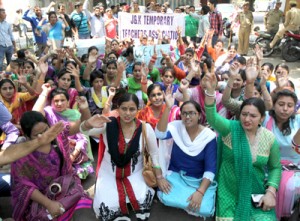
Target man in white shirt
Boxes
[90,5,106,38]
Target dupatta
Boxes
[231,121,253,220]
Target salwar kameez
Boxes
[81,117,160,221]
[205,103,281,221]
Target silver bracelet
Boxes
[204,90,216,98]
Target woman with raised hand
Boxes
[37,11,70,50]
[32,84,93,179]
[155,89,217,217]
[80,93,163,221]
[174,62,227,126]
[204,69,281,221]
[137,84,180,129]
[11,111,92,221]
[221,58,273,118]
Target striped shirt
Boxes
[70,11,89,35]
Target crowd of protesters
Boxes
[0,0,300,220]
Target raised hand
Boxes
[108,87,116,97]
[24,50,31,58]
[85,115,112,129]
[67,65,80,79]
[277,75,289,88]
[254,44,263,61]
[229,62,239,76]
[163,88,175,108]
[176,26,182,36]
[190,62,201,78]
[38,61,49,74]
[76,96,89,110]
[180,79,189,91]
[88,53,97,64]
[17,68,27,85]
[208,29,215,37]
[165,84,173,96]
[202,64,217,92]
[260,69,268,86]
[41,83,52,95]
[160,49,169,58]
[39,121,64,146]
[153,45,157,57]
[245,57,258,82]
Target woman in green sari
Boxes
[203,70,281,221]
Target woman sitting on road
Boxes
[204,71,281,220]
[80,93,165,221]
[11,110,92,220]
[155,94,217,217]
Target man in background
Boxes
[208,0,223,47]
[269,0,300,49]
[0,8,16,71]
[264,0,284,35]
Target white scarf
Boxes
[158,120,216,176]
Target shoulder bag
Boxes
[142,121,157,187]
[29,146,84,220]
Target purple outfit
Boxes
[0,121,19,149]
[44,106,94,178]
[11,122,91,220]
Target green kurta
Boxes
[205,103,281,221]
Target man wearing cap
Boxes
[70,0,91,39]
[234,1,253,55]
[264,0,284,35]
[270,0,300,48]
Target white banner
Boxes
[118,12,185,41]
[75,38,106,57]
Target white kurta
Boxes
[81,121,158,220]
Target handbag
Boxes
[29,146,84,220]
[142,122,157,187]
[157,171,217,217]
[29,174,83,220]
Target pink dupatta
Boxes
[266,116,294,219]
